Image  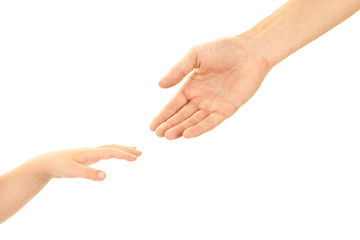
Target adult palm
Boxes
[150,36,271,139]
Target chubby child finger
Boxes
[96,144,142,157]
[89,148,138,162]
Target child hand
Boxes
[0,144,141,223]
[30,144,142,181]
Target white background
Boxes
[0,0,359,239]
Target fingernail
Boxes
[96,172,105,180]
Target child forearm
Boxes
[0,161,50,224]
[0,145,141,224]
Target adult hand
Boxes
[150,36,271,139]
[150,0,359,140]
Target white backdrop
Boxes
[0,0,359,239]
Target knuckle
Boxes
[72,148,88,161]
[107,144,119,149]
[188,45,199,56]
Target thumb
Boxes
[74,164,106,181]
[158,47,198,88]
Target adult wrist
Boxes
[234,28,286,70]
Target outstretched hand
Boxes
[0,144,141,223]
[150,36,271,139]
[33,144,142,181]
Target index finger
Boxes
[85,148,138,165]
[96,144,142,157]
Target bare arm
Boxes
[249,0,360,67]
[0,145,141,223]
[0,161,51,224]
[150,0,360,139]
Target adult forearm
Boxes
[242,0,360,67]
[0,161,51,223]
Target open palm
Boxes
[150,37,271,139]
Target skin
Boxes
[150,0,360,139]
[0,144,141,224]
[1,0,359,225]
